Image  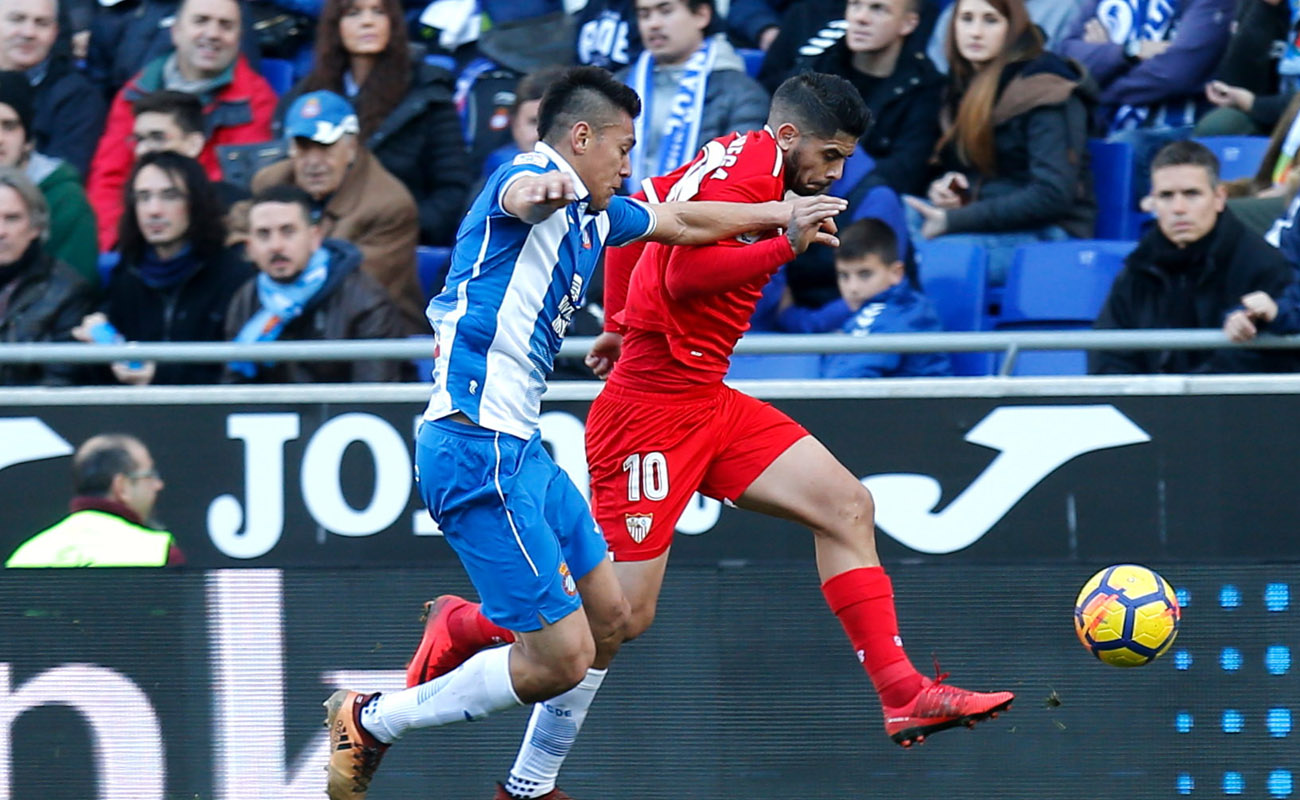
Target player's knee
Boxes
[815,482,876,542]
[545,640,596,693]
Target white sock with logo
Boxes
[361,644,521,743]
[502,667,607,798]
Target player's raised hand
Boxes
[506,172,578,223]
[784,195,846,253]
[584,331,623,379]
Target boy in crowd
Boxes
[768,218,951,377]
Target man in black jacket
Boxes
[797,0,942,197]
[0,165,95,385]
[0,0,104,177]
[72,150,251,385]
[1091,139,1296,375]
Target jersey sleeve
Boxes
[604,195,657,247]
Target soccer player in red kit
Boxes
[409,73,1014,800]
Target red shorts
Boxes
[585,380,808,561]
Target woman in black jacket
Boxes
[279,0,471,246]
[904,0,1095,284]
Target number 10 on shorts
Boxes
[623,452,669,502]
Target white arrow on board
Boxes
[0,417,73,472]
[865,405,1150,554]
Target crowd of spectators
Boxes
[2,0,1300,383]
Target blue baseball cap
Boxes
[284,91,359,145]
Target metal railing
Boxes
[2,330,1299,377]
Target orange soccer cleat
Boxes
[323,690,389,800]
[881,673,1014,748]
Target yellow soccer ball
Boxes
[1074,564,1181,667]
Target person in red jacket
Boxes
[86,0,276,251]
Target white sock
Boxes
[502,667,607,798]
[362,644,522,743]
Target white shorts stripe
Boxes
[494,432,540,577]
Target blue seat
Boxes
[1088,138,1147,240]
[97,251,120,288]
[259,57,295,96]
[993,240,1134,375]
[737,48,764,79]
[727,350,823,380]
[1196,136,1271,182]
[998,240,1133,326]
[416,246,452,299]
[914,238,992,376]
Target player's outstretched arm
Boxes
[648,195,847,246]
[662,195,848,300]
[502,172,578,224]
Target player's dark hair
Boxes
[769,72,870,141]
[537,66,642,144]
[1151,139,1220,186]
[249,183,317,225]
[131,90,205,136]
[836,218,899,265]
[119,150,226,266]
[73,435,142,496]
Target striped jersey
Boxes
[423,142,656,439]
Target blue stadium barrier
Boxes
[1088,138,1147,241]
[259,57,295,96]
[914,238,993,375]
[1196,136,1271,182]
[416,246,452,299]
[738,48,764,79]
[993,240,1134,375]
[97,251,120,288]
[727,350,822,380]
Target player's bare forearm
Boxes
[648,200,790,245]
[503,173,577,224]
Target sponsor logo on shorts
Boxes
[625,513,652,543]
[558,561,577,596]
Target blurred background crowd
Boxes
[2,0,1298,384]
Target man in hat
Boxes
[246,90,423,334]
[0,71,96,283]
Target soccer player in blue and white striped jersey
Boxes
[322,66,847,800]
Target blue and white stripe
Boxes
[424,142,656,439]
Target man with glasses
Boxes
[71,149,251,385]
[6,434,182,568]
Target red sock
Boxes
[821,566,922,709]
[450,602,516,649]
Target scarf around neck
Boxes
[137,244,202,290]
[629,36,717,190]
[227,247,330,377]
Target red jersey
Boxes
[610,129,795,390]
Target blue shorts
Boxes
[415,419,607,632]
